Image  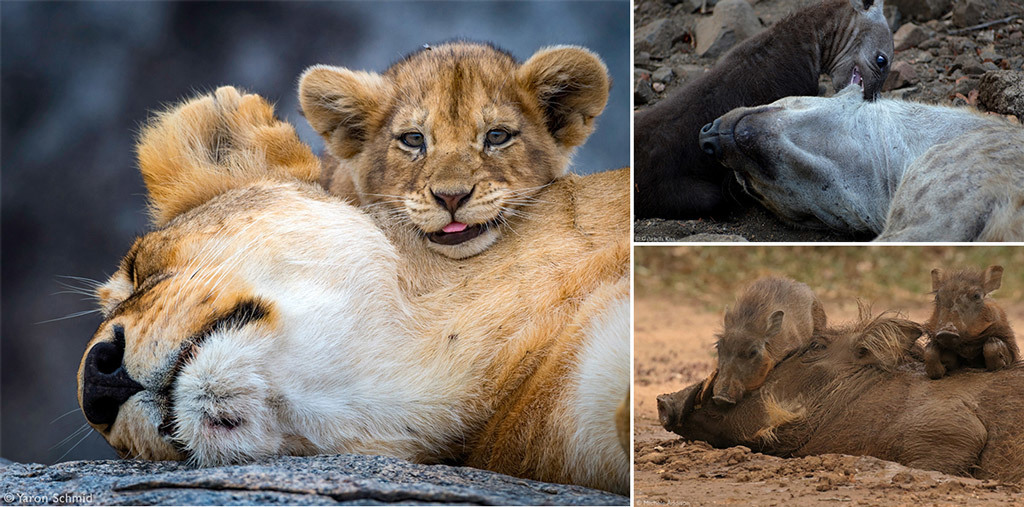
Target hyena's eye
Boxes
[399,132,425,149]
[485,128,512,147]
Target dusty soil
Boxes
[633,296,1024,505]
[633,0,1024,242]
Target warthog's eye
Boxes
[747,349,759,359]
[399,132,425,149]
[857,347,869,359]
[875,53,888,70]
[973,292,982,301]
[485,128,513,147]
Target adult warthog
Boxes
[658,311,1024,482]
[699,85,1024,241]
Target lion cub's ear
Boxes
[517,46,610,150]
[298,65,390,159]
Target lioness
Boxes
[299,41,612,259]
[76,87,629,494]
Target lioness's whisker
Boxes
[36,309,101,325]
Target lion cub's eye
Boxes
[485,129,512,146]
[399,132,425,149]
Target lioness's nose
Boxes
[81,325,144,426]
[432,190,471,213]
[699,119,722,158]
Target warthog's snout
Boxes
[699,119,722,157]
[934,329,961,348]
[711,394,736,406]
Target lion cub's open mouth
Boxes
[427,221,486,245]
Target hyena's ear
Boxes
[298,65,389,159]
[517,46,611,150]
[138,86,321,226]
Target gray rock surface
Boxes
[695,0,763,59]
[888,0,953,21]
[635,18,684,56]
[0,455,628,506]
[893,22,929,51]
[979,70,1024,117]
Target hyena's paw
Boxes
[138,86,321,225]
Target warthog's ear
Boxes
[765,310,785,338]
[850,0,880,12]
[856,317,922,370]
[138,86,321,227]
[298,65,390,159]
[517,46,611,150]
[931,268,944,292]
[983,266,1004,294]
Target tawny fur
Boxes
[298,41,611,259]
[77,87,629,494]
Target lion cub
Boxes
[712,277,827,405]
[298,41,611,259]
[924,266,1019,379]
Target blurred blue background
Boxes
[1,1,629,464]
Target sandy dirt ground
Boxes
[633,296,1024,505]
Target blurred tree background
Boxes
[1,1,629,464]
[636,246,1024,312]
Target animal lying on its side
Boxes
[634,0,892,219]
[700,85,1024,241]
[925,265,1019,379]
[77,87,630,494]
[712,277,826,405]
[658,311,1024,482]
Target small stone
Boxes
[652,66,675,84]
[888,0,952,22]
[883,60,919,91]
[979,70,1024,117]
[652,82,666,93]
[635,79,658,105]
[894,23,929,51]
[1010,31,1023,41]
[695,0,763,59]
[687,0,719,13]
[918,37,942,50]
[952,0,986,29]
[635,18,684,56]
[953,76,979,96]
[675,64,709,83]
[635,51,652,67]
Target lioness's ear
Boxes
[298,65,389,159]
[138,86,321,226]
[517,46,610,149]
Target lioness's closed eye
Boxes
[299,41,611,259]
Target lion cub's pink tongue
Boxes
[443,222,468,233]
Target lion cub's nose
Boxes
[431,190,472,213]
[81,325,144,426]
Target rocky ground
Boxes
[0,454,628,506]
[633,294,1024,505]
[634,0,1024,242]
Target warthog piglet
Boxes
[925,265,1020,379]
[712,277,826,405]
